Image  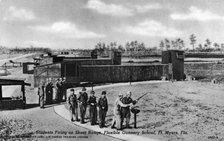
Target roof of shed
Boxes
[0,77,31,86]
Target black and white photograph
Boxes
[0,0,224,140]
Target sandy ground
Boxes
[91,81,224,141]
[0,105,120,141]
[1,54,224,141]
[0,54,120,141]
[0,80,120,141]
[2,79,224,141]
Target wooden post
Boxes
[134,113,137,128]
[22,84,26,109]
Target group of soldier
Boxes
[37,77,67,108]
[38,77,138,129]
[67,87,137,130]
[68,87,108,128]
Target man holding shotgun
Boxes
[121,91,148,128]
[121,91,137,128]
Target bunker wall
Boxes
[80,65,168,83]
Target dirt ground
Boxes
[0,79,120,141]
[0,105,120,141]
[2,54,224,141]
[0,55,120,141]
[93,81,224,141]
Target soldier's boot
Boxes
[80,118,84,124]
[80,115,85,124]
[76,117,80,122]
[99,122,103,128]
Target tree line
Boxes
[189,34,224,52]
[93,34,224,57]
[2,33,224,57]
[94,41,159,57]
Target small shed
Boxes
[0,77,31,110]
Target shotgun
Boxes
[135,92,148,101]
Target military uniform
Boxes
[78,91,88,123]
[45,81,54,104]
[38,84,45,108]
[56,81,62,102]
[98,96,108,128]
[88,95,97,125]
[67,93,79,121]
[121,97,135,128]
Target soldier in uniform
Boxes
[111,93,132,130]
[38,81,45,109]
[87,90,97,125]
[98,91,108,128]
[48,78,54,104]
[44,78,49,104]
[78,87,88,124]
[55,78,60,102]
[61,77,67,102]
[67,89,79,122]
[121,91,137,128]
[57,78,63,102]
[45,78,54,104]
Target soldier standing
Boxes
[87,90,97,125]
[98,91,108,128]
[45,78,49,104]
[111,93,132,130]
[78,87,88,124]
[121,91,137,128]
[55,78,60,102]
[67,89,79,122]
[61,77,67,102]
[38,81,45,109]
[48,78,54,104]
[57,78,63,102]
[45,78,54,104]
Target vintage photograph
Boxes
[0,0,224,141]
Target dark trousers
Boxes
[121,108,131,127]
[57,90,63,102]
[99,109,107,128]
[89,106,97,125]
[69,105,79,121]
[46,91,53,104]
[79,103,87,123]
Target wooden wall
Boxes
[80,64,168,83]
[34,63,61,87]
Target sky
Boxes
[1,0,224,49]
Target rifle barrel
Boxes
[136,93,148,101]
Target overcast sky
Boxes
[1,0,224,49]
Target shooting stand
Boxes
[131,106,140,128]
[0,78,31,110]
